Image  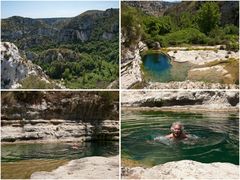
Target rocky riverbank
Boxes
[122,160,239,179]
[167,46,239,65]
[122,91,239,111]
[1,119,119,143]
[121,43,239,89]
[31,156,119,179]
[146,80,238,89]
[1,91,119,143]
[121,41,147,89]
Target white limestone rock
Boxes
[1,42,50,89]
[121,42,148,89]
[121,91,239,110]
[31,156,119,179]
[167,48,239,65]
[122,160,239,179]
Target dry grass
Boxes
[1,92,16,105]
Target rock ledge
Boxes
[122,160,239,179]
[31,156,119,179]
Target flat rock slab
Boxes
[168,49,239,65]
[123,160,239,179]
[31,156,119,179]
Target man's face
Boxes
[172,124,182,137]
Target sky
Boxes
[1,1,119,19]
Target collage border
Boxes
[1,0,239,179]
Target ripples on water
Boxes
[122,111,239,166]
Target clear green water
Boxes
[122,110,239,166]
[1,141,118,178]
[142,53,192,82]
[2,141,118,162]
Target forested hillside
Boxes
[2,9,119,88]
[122,1,238,51]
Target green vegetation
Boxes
[122,2,239,51]
[196,2,221,34]
[19,75,57,89]
[1,91,44,105]
[2,9,119,89]
[28,40,118,89]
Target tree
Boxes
[63,68,72,80]
[144,16,173,36]
[179,12,195,29]
[196,2,221,34]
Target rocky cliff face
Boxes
[1,9,119,49]
[121,41,147,89]
[122,91,239,110]
[1,42,51,89]
[60,9,118,42]
[1,92,119,142]
[122,1,176,16]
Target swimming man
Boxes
[166,122,188,140]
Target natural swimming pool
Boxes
[142,53,192,82]
[1,141,118,179]
[121,110,239,167]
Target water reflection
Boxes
[2,141,119,162]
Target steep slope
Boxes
[1,8,119,89]
[1,42,57,89]
[61,9,119,42]
[164,1,239,26]
[122,1,176,16]
[1,9,119,49]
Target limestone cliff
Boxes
[1,42,54,89]
[122,1,176,17]
[1,91,119,142]
[122,91,239,110]
[1,9,119,49]
[60,9,118,42]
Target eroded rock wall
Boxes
[1,42,50,88]
[121,91,239,110]
[1,92,119,142]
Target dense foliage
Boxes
[122,2,239,51]
[196,2,221,34]
[30,40,119,89]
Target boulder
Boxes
[31,156,119,179]
[122,160,239,179]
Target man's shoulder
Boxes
[165,134,173,138]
